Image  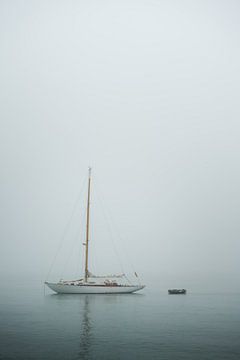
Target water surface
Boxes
[0,280,239,359]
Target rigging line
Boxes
[95,176,142,283]
[74,207,87,279]
[108,211,140,281]
[45,174,88,281]
[60,219,82,279]
[60,204,87,279]
[80,209,87,277]
[74,226,83,279]
[89,202,102,275]
[123,273,133,286]
[81,247,85,277]
[94,180,125,275]
[94,181,124,274]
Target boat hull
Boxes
[45,282,145,294]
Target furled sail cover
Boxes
[88,272,125,278]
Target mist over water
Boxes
[0,0,240,288]
[1,0,240,291]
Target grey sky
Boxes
[1,0,240,291]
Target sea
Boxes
[0,279,239,360]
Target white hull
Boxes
[45,282,145,294]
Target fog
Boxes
[1,0,240,291]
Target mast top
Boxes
[88,167,92,177]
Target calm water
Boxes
[0,280,239,360]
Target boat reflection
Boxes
[78,295,91,360]
[44,292,144,359]
[44,293,93,358]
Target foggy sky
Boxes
[1,0,240,291]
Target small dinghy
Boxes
[168,289,187,294]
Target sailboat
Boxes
[45,168,145,294]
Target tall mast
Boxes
[84,167,91,283]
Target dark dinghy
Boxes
[168,289,187,295]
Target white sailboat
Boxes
[45,168,145,294]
